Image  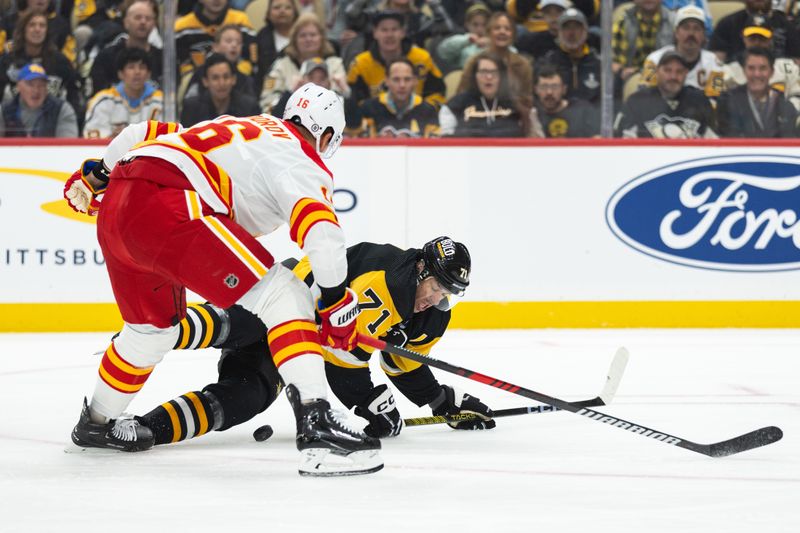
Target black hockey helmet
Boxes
[419,236,471,296]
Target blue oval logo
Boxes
[606,154,800,272]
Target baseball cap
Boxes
[372,10,405,27]
[742,15,773,39]
[540,0,571,10]
[673,5,705,29]
[300,57,328,77]
[658,50,689,68]
[18,63,47,82]
[558,7,587,28]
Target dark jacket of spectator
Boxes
[358,92,439,137]
[89,34,163,96]
[441,90,524,137]
[614,85,716,138]
[540,45,601,103]
[0,93,77,136]
[717,85,799,137]
[532,97,599,138]
[180,90,260,126]
[3,2,77,64]
[0,49,81,114]
[710,9,800,60]
[347,38,446,109]
[174,2,256,75]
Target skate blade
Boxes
[298,449,383,477]
[63,441,123,454]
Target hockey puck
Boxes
[253,425,273,442]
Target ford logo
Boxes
[606,154,800,272]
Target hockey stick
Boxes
[404,346,629,427]
[358,334,783,457]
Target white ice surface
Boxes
[0,329,797,533]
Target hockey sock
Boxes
[139,391,222,445]
[174,303,227,350]
[268,320,327,401]
[90,342,155,421]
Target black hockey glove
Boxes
[354,384,404,438]
[430,385,496,430]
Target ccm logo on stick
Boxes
[606,155,800,272]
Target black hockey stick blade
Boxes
[404,347,629,427]
[358,334,783,458]
[706,426,784,458]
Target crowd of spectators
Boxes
[0,0,799,138]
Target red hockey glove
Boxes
[317,288,360,351]
[63,159,109,216]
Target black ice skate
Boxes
[70,397,154,452]
[286,385,383,476]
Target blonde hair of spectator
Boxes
[215,23,244,44]
[265,0,301,30]
[486,11,517,51]
[284,13,335,61]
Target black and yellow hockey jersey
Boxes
[359,92,440,138]
[288,242,450,408]
[347,40,445,109]
[174,4,256,75]
[174,242,451,410]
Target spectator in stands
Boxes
[175,0,256,79]
[639,5,725,101]
[83,46,162,138]
[717,47,799,137]
[439,51,529,137]
[0,62,77,136]
[340,0,455,65]
[256,0,300,90]
[347,10,445,109]
[72,0,125,55]
[660,0,713,39]
[721,15,800,109]
[0,10,81,115]
[530,63,598,138]
[358,57,439,137]
[540,8,601,104]
[515,0,568,62]
[612,0,675,87]
[3,1,77,65]
[260,12,348,111]
[88,0,161,97]
[181,24,259,103]
[437,2,491,72]
[507,0,600,34]
[464,10,533,108]
[710,0,800,62]
[614,50,716,138]
[180,53,260,126]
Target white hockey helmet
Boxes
[283,82,345,159]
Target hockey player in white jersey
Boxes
[64,83,383,476]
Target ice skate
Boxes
[69,397,154,452]
[286,385,383,477]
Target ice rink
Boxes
[0,329,797,532]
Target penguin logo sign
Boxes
[224,274,239,288]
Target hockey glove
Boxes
[430,384,496,430]
[354,384,404,438]
[63,159,110,216]
[317,288,360,351]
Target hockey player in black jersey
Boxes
[137,237,495,448]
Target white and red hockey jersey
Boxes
[101,116,347,289]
